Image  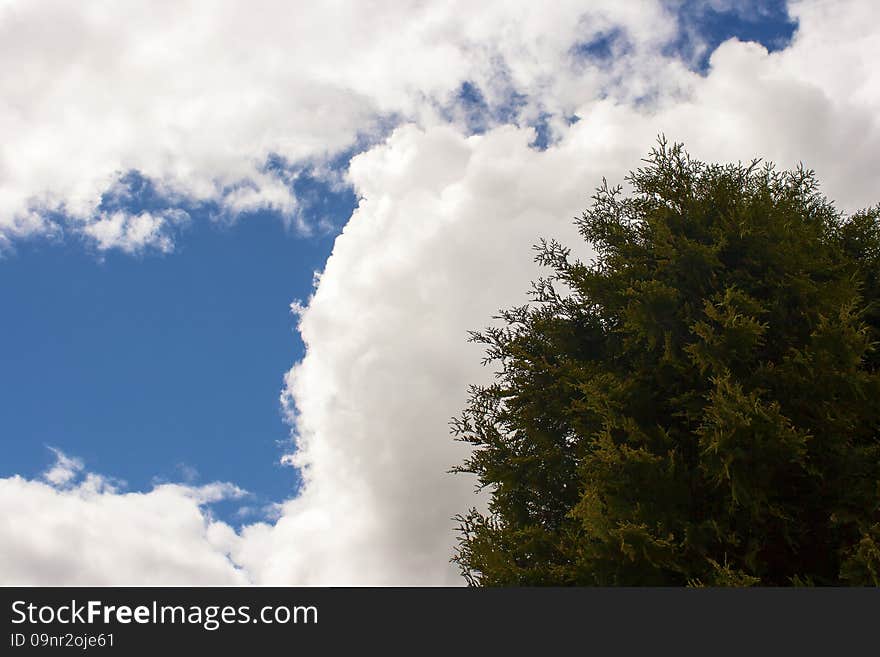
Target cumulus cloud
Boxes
[2,0,880,585]
[42,447,84,487]
[0,0,680,253]
[80,208,188,253]
[0,449,246,585]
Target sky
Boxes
[1,0,878,585]
[0,174,351,518]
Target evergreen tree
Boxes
[452,139,880,586]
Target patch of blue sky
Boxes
[446,80,528,137]
[444,80,558,151]
[571,26,633,64]
[264,150,361,234]
[666,0,797,72]
[0,169,356,525]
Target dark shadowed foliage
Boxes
[452,139,880,586]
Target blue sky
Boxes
[1,180,354,521]
[0,2,799,527]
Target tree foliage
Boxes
[452,139,880,586]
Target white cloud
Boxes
[42,447,84,487]
[0,450,246,585]
[0,0,679,253]
[1,0,879,585]
[80,208,188,253]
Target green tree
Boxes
[452,139,880,586]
